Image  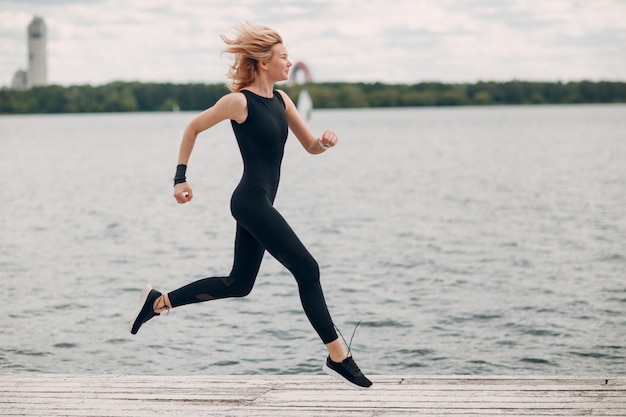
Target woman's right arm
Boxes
[173,92,247,204]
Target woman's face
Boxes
[267,43,292,82]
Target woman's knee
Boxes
[293,256,321,286]
[222,275,255,298]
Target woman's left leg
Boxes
[240,204,372,388]
[234,201,339,345]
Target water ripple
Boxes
[2,106,625,376]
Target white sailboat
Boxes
[297,89,313,120]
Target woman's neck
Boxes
[244,78,275,98]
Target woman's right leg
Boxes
[166,223,265,308]
[130,223,264,334]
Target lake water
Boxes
[1,105,625,376]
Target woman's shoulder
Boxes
[211,92,248,123]
[275,89,295,111]
[215,91,248,113]
[275,89,290,101]
[219,91,248,105]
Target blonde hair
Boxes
[221,23,283,92]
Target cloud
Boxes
[1,0,625,87]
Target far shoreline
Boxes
[1,80,625,114]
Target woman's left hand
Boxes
[318,130,338,149]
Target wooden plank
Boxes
[0,374,624,417]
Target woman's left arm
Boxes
[277,90,338,154]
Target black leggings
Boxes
[167,188,339,344]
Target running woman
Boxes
[129,23,372,389]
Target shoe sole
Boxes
[322,363,371,389]
[129,284,152,334]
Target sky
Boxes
[1,0,625,87]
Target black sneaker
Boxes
[129,284,162,335]
[323,356,372,388]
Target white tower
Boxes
[27,16,47,87]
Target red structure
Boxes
[288,62,313,85]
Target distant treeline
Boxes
[1,80,625,114]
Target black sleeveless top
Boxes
[230,90,288,203]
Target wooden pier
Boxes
[1,374,624,416]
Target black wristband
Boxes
[173,164,187,185]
